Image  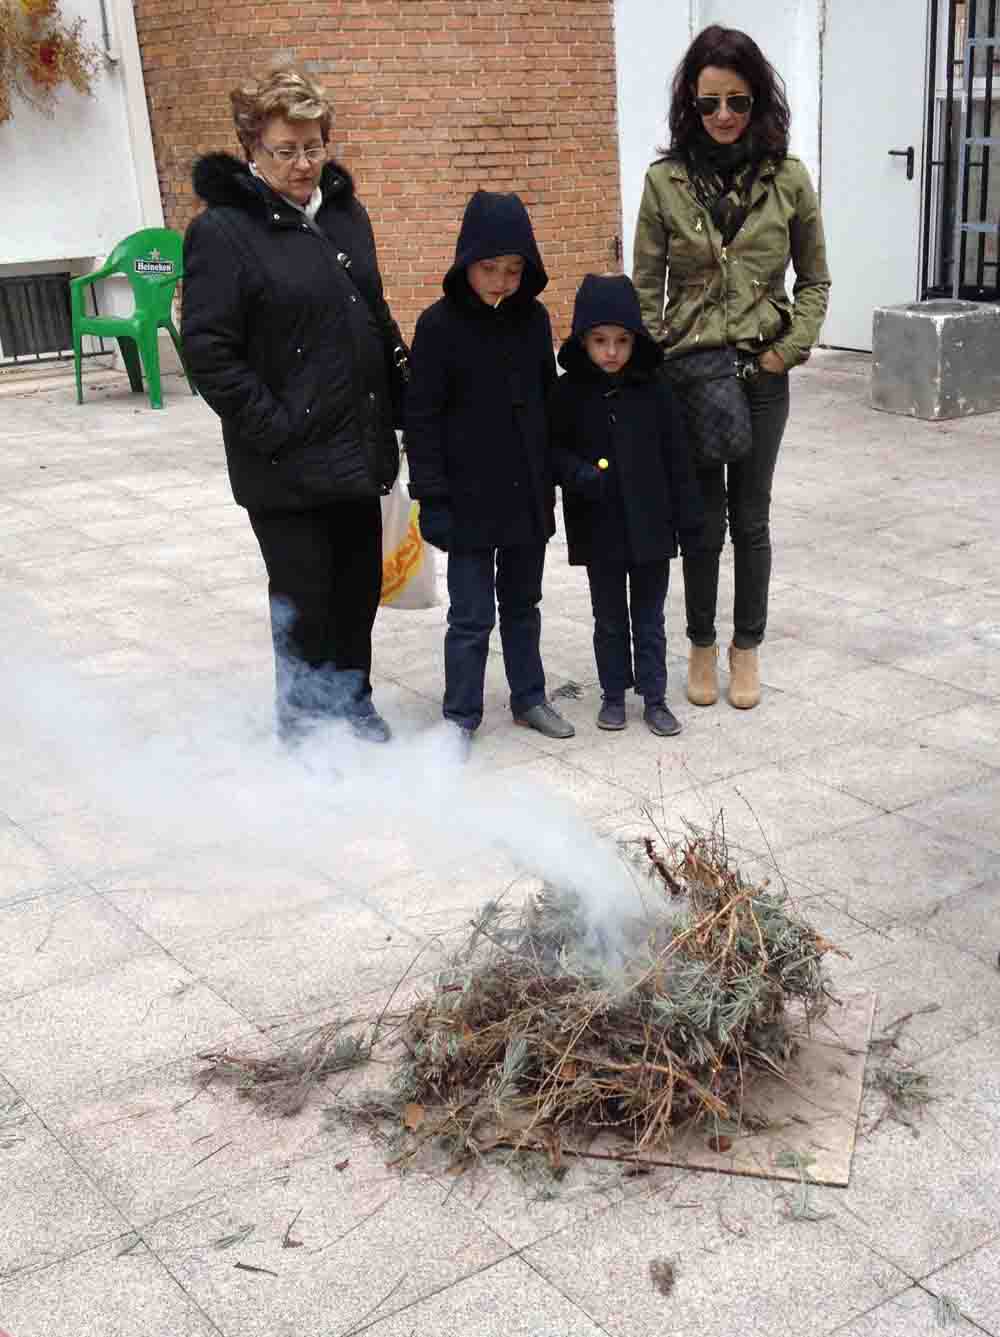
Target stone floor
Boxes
[1,351,998,1337]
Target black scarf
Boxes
[685,130,761,246]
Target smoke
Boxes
[2,597,643,962]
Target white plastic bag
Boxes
[380,477,438,610]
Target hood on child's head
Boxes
[443,190,548,305]
[558,273,662,377]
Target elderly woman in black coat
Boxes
[182,68,406,744]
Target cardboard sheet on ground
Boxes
[572,991,875,1188]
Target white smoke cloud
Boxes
[1,596,643,959]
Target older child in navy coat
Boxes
[550,274,702,735]
[406,191,574,741]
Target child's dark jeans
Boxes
[444,544,548,730]
[586,559,671,704]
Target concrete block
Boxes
[872,299,1000,420]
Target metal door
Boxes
[821,0,931,349]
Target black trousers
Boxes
[248,499,383,735]
[586,559,670,704]
[683,369,790,650]
[444,545,547,730]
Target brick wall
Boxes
[133,0,622,342]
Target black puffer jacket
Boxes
[549,273,703,567]
[182,153,401,511]
[404,190,557,550]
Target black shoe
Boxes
[597,698,627,731]
[643,701,682,737]
[513,702,575,739]
[347,705,392,743]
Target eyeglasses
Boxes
[257,142,327,165]
[693,94,754,117]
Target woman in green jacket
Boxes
[633,25,830,710]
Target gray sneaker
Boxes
[514,701,575,739]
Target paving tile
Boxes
[0,1238,220,1336]
[757,636,876,692]
[0,888,157,1003]
[896,642,1000,700]
[924,1236,1000,1333]
[140,1141,510,1337]
[811,663,981,729]
[833,1084,1000,1279]
[360,1255,609,1336]
[913,879,1000,970]
[772,813,1000,924]
[52,1056,335,1228]
[836,927,1000,1061]
[0,954,248,1110]
[0,818,76,905]
[786,732,995,812]
[0,1078,127,1279]
[900,699,1000,769]
[825,1284,984,1337]
[903,776,1000,856]
[648,764,877,856]
[172,892,420,1022]
[525,1187,908,1337]
[99,855,342,952]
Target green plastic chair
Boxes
[70,228,196,410]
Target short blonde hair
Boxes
[230,68,332,157]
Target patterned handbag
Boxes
[661,348,754,467]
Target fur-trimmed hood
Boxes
[191,152,356,214]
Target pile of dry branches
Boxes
[202,821,842,1169]
[379,827,840,1166]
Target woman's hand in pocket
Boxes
[758,348,786,375]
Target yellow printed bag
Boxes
[380,478,438,609]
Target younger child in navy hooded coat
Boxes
[549,273,702,735]
[405,191,574,740]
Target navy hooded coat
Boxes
[182,153,402,512]
[404,191,557,550]
[549,273,703,568]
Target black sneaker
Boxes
[643,701,682,737]
[513,702,575,739]
[347,704,392,743]
[597,698,627,730]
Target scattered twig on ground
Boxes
[281,1208,304,1249]
[212,1224,255,1250]
[234,1262,279,1277]
[774,1149,831,1222]
[338,1272,409,1337]
[934,1293,963,1326]
[552,681,585,699]
[190,1140,233,1170]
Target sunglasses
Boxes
[693,94,754,117]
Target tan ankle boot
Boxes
[687,643,719,706]
[728,645,760,709]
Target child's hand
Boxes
[569,459,606,501]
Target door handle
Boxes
[888,147,915,180]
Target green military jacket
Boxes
[632,155,831,369]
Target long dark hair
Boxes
[663,26,790,160]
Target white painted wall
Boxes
[1,0,161,322]
[613,0,695,275]
[615,0,824,275]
